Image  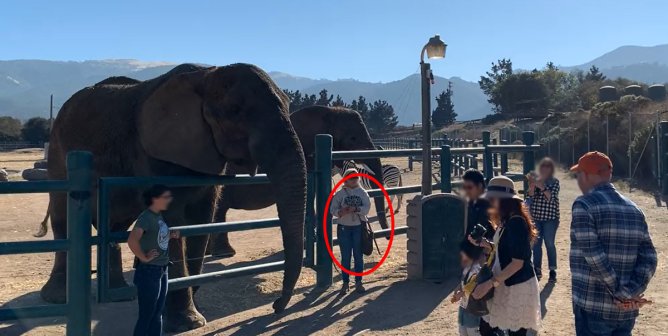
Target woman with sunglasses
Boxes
[526,157,560,282]
[471,176,541,336]
[128,185,179,336]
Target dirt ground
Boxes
[0,149,666,335]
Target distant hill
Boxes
[0,60,492,124]
[2,44,668,124]
[564,44,668,84]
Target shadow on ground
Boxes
[206,276,458,336]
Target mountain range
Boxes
[1,44,667,125]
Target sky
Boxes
[2,0,668,83]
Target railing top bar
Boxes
[332,148,443,160]
[488,144,541,151]
[0,180,70,194]
[451,147,485,154]
[100,174,270,187]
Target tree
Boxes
[585,65,606,82]
[495,72,549,115]
[283,89,303,112]
[21,117,50,143]
[0,116,22,141]
[478,58,514,113]
[315,89,333,106]
[331,95,346,107]
[350,96,370,123]
[366,100,398,134]
[432,81,457,128]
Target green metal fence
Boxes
[0,131,540,333]
[313,131,539,287]
[0,151,92,336]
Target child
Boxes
[128,185,179,336]
[451,240,484,336]
[330,168,371,294]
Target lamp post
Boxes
[420,34,447,195]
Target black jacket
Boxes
[496,216,536,286]
[466,199,496,240]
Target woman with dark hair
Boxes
[128,185,179,336]
[527,157,560,282]
[470,176,541,336]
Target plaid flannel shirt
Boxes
[570,183,657,321]
[527,178,560,221]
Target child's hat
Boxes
[343,168,359,178]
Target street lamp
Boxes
[420,34,447,195]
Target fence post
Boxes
[315,134,333,288]
[408,139,415,171]
[440,145,452,193]
[66,151,92,336]
[96,179,109,303]
[522,132,536,195]
[500,140,509,174]
[482,131,493,182]
[660,122,668,197]
[304,172,316,268]
[492,139,499,176]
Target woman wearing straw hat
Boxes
[470,176,542,336]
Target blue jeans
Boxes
[133,263,168,336]
[574,304,635,336]
[338,224,363,284]
[533,219,559,273]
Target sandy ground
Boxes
[0,149,666,336]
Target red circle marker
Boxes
[322,172,396,277]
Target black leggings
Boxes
[480,319,527,336]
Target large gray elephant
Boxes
[209,105,388,257]
[43,63,307,331]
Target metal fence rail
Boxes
[0,151,92,336]
[0,131,541,334]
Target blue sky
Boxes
[2,0,667,82]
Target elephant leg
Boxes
[163,197,207,332]
[40,193,67,303]
[208,207,236,258]
[163,237,205,332]
[184,193,215,295]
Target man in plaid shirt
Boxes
[569,152,657,336]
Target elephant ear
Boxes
[138,72,226,175]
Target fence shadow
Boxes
[204,277,457,336]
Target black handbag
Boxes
[464,237,499,316]
[360,221,380,256]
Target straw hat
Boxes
[483,176,521,199]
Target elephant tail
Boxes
[33,201,50,238]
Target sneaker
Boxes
[549,270,557,283]
[340,282,349,295]
[355,283,366,294]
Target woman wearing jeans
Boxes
[330,168,371,295]
[128,185,179,336]
[527,158,560,282]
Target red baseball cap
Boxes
[570,151,612,176]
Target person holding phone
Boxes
[128,185,180,336]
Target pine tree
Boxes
[367,100,398,134]
[585,65,606,81]
[331,95,346,107]
[431,82,457,128]
[350,96,370,123]
[315,89,333,106]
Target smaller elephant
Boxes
[209,105,389,258]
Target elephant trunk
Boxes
[251,121,307,313]
[360,158,389,232]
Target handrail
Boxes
[100,174,269,187]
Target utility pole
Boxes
[49,94,54,129]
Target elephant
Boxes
[42,63,307,332]
[208,105,389,258]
